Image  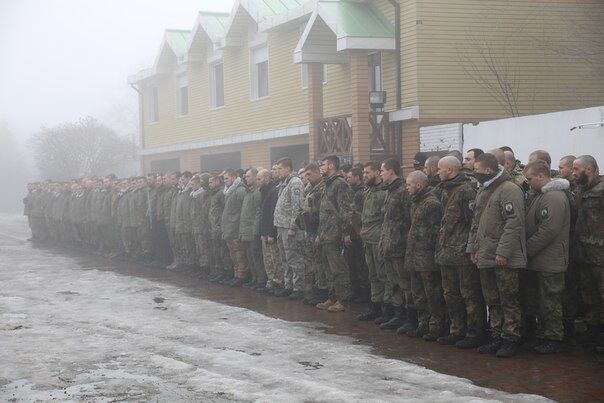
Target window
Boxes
[301,64,327,89]
[200,152,241,172]
[210,61,224,108]
[150,158,180,174]
[251,45,269,99]
[369,52,382,92]
[176,75,188,116]
[149,86,159,123]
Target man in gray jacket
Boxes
[523,160,570,354]
[273,157,305,299]
[467,153,526,358]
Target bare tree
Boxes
[31,117,136,180]
[457,31,521,117]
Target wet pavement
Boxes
[0,218,604,402]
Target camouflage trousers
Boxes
[245,239,265,285]
[383,257,412,309]
[226,239,247,279]
[321,242,352,302]
[411,270,447,333]
[521,270,565,341]
[562,259,581,323]
[480,267,522,342]
[194,233,210,268]
[121,226,137,256]
[301,234,329,294]
[579,263,603,326]
[277,227,305,292]
[441,265,487,338]
[364,243,388,304]
[261,236,283,288]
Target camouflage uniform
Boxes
[379,177,412,308]
[260,181,282,289]
[349,183,369,300]
[298,180,328,294]
[575,176,604,329]
[467,169,526,342]
[360,181,387,303]
[191,187,210,271]
[406,187,447,334]
[436,173,486,339]
[274,173,305,292]
[175,187,196,266]
[523,178,570,342]
[318,173,353,302]
[509,163,529,193]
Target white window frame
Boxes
[250,44,269,100]
[369,52,382,92]
[176,74,188,117]
[210,60,225,109]
[301,63,328,89]
[149,86,159,123]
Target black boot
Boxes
[563,320,575,343]
[380,308,406,330]
[477,336,503,354]
[397,308,418,335]
[496,340,519,358]
[374,304,394,325]
[358,302,382,321]
[455,336,487,349]
[534,340,564,354]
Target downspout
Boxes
[388,0,402,159]
[130,83,145,174]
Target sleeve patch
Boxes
[540,207,549,219]
[468,200,476,212]
[504,202,514,215]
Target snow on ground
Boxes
[0,215,550,402]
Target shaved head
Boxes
[407,170,428,185]
[438,156,461,181]
[488,148,505,166]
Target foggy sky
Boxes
[0,0,234,144]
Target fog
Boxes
[0,0,234,212]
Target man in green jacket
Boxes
[240,168,264,288]
[523,160,570,354]
[436,156,487,348]
[221,169,248,286]
[404,171,446,341]
[208,174,228,282]
[315,155,354,312]
[467,153,526,358]
[572,155,604,353]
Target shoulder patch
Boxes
[540,207,549,219]
[504,202,514,215]
[468,200,476,212]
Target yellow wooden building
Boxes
[128,0,604,174]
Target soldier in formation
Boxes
[24,149,603,359]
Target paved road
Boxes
[0,215,596,401]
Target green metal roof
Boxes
[319,0,394,38]
[249,0,314,19]
[197,12,230,39]
[165,29,191,58]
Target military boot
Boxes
[380,308,406,330]
[327,300,346,313]
[316,299,335,310]
[478,336,503,354]
[374,304,394,325]
[534,340,564,354]
[496,340,519,358]
[358,302,382,321]
[396,308,418,335]
[407,325,428,338]
[437,333,464,345]
[563,320,575,343]
[455,336,487,349]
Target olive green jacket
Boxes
[405,187,443,272]
[575,176,604,265]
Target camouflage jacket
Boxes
[274,173,304,229]
[405,187,443,272]
[208,187,225,240]
[129,188,149,227]
[318,174,353,243]
[509,163,529,194]
[435,173,476,266]
[379,177,411,258]
[97,189,113,225]
[239,184,261,241]
[350,184,365,236]
[575,176,604,265]
[190,189,209,236]
[298,180,324,235]
[360,181,386,244]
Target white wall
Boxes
[462,106,604,165]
